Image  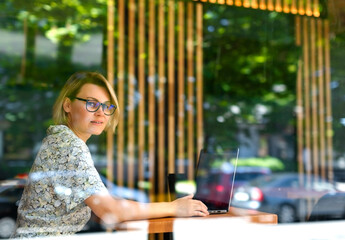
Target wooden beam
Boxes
[158,0,166,202]
[107,0,115,184]
[117,0,125,187]
[178,1,185,174]
[127,0,136,189]
[148,0,156,202]
[138,0,146,186]
[168,0,176,174]
[187,2,195,181]
[196,2,204,163]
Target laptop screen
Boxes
[193,149,239,212]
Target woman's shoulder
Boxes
[45,125,84,145]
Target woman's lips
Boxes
[91,120,103,125]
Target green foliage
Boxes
[202,5,299,153]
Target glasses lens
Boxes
[86,100,100,112]
[104,104,116,115]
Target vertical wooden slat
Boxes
[299,0,305,15]
[259,0,266,10]
[313,0,320,17]
[168,0,176,175]
[138,0,146,185]
[251,0,259,9]
[187,2,194,180]
[177,1,185,174]
[128,0,136,189]
[106,0,115,184]
[267,0,274,11]
[324,20,333,182]
[226,0,234,6]
[310,18,319,179]
[117,0,125,187]
[148,0,156,201]
[291,0,297,14]
[303,17,312,183]
[196,2,204,163]
[295,16,304,185]
[306,0,312,16]
[296,15,301,46]
[243,0,250,8]
[317,19,326,180]
[283,0,289,13]
[297,58,304,186]
[275,0,282,12]
[158,0,166,201]
[235,0,242,7]
[303,17,313,215]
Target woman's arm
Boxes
[84,193,209,225]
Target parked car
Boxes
[0,174,149,237]
[232,172,338,223]
[233,166,271,189]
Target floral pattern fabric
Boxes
[12,125,108,238]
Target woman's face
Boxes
[63,83,111,142]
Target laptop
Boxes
[193,149,239,214]
[168,149,239,214]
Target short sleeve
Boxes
[50,139,108,212]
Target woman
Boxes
[12,72,208,238]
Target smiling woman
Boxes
[11,71,209,238]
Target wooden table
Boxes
[117,207,277,234]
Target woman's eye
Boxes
[88,101,99,109]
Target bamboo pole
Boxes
[196,2,204,163]
[324,20,333,182]
[227,0,234,6]
[187,2,195,181]
[291,0,297,14]
[158,0,166,202]
[259,0,266,10]
[283,0,290,13]
[299,0,305,15]
[275,0,282,12]
[235,0,242,7]
[243,0,250,8]
[138,0,146,186]
[295,16,301,46]
[251,0,258,9]
[178,1,185,174]
[317,19,326,180]
[127,0,136,189]
[297,58,304,186]
[306,0,312,16]
[117,0,125,187]
[303,17,313,215]
[295,16,304,186]
[303,17,312,183]
[310,18,319,179]
[267,0,274,11]
[168,0,176,175]
[106,0,115,185]
[148,0,156,201]
[313,0,320,17]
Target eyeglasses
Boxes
[74,97,117,116]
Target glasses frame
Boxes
[74,97,117,116]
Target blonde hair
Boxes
[53,71,120,132]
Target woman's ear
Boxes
[63,97,72,113]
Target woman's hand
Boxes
[170,194,209,217]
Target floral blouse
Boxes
[12,125,108,238]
